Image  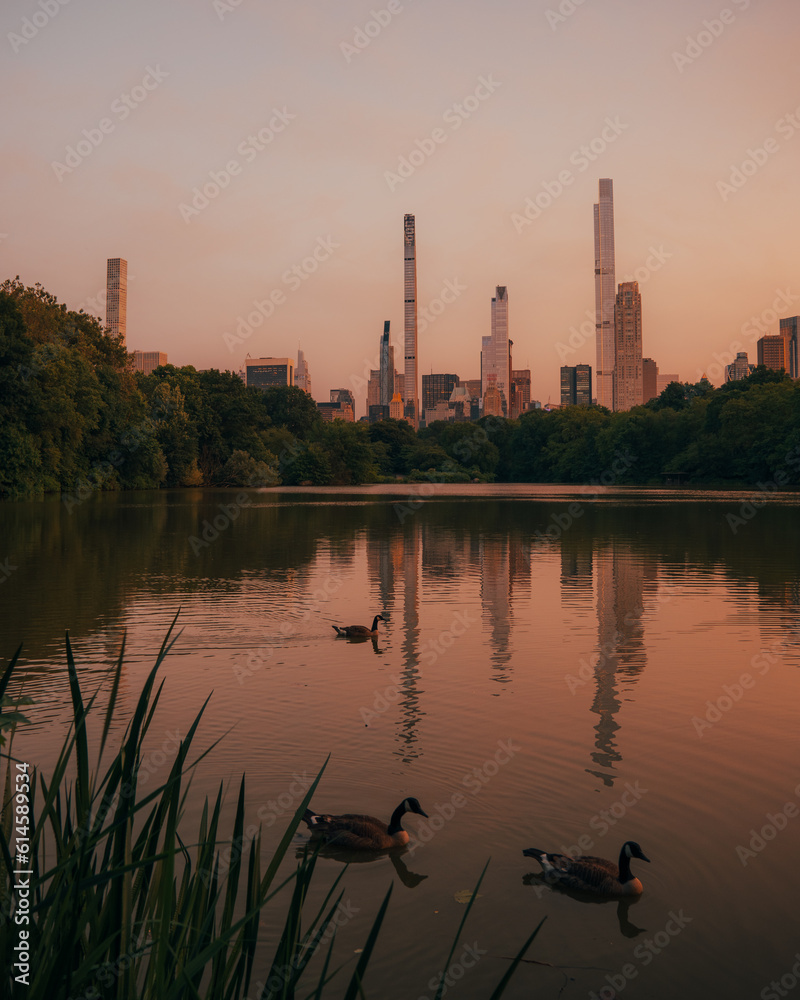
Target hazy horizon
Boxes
[2,0,799,410]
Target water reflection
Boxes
[3,490,800,780]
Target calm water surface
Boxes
[2,485,799,999]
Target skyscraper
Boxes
[756,334,790,372]
[725,352,754,382]
[642,358,658,403]
[245,357,294,388]
[482,286,510,415]
[422,373,459,417]
[295,349,312,396]
[106,257,127,345]
[560,366,576,407]
[594,180,616,410]
[133,351,167,374]
[511,370,531,417]
[560,365,592,407]
[575,363,592,406]
[779,316,798,379]
[613,281,642,411]
[379,321,394,407]
[403,214,419,428]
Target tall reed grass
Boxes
[0,617,541,998]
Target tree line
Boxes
[2,279,799,497]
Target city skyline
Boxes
[3,0,799,408]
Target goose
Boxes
[302,797,428,850]
[522,840,650,896]
[332,614,386,638]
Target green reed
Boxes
[0,616,540,998]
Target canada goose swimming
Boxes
[522,840,650,896]
[302,797,428,850]
[332,614,386,638]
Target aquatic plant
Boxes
[0,617,540,998]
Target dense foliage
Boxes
[2,279,799,497]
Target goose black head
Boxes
[402,797,428,818]
[624,841,650,863]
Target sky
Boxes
[2,0,799,411]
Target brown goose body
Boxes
[302,797,428,850]
[523,840,650,896]
[332,614,385,638]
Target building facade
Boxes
[318,401,354,422]
[642,358,658,402]
[482,286,510,415]
[725,352,754,382]
[295,349,312,395]
[510,369,531,417]
[380,321,394,407]
[560,365,592,406]
[422,373,459,417]
[575,363,592,406]
[245,357,294,389]
[780,316,798,379]
[403,214,419,428]
[133,351,167,374]
[757,334,790,372]
[613,281,642,411]
[106,257,127,345]
[594,180,616,410]
[656,373,680,394]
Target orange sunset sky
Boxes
[2,0,799,409]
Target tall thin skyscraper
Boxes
[379,321,394,407]
[403,214,419,428]
[613,281,642,411]
[594,180,616,409]
[482,286,510,415]
[780,316,798,379]
[106,257,127,345]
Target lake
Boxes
[2,484,799,999]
